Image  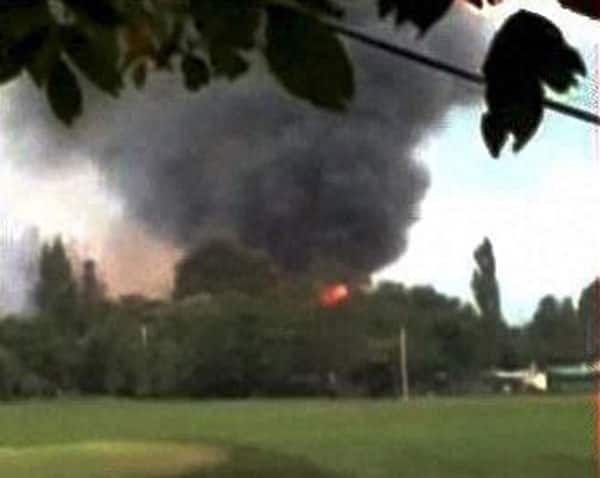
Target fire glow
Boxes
[319,283,350,308]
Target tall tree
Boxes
[578,279,599,361]
[35,237,78,329]
[470,237,509,367]
[471,237,502,323]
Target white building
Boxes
[488,363,548,392]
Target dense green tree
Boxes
[174,240,280,299]
[349,283,482,395]
[578,279,599,360]
[0,346,22,399]
[524,295,584,366]
[78,322,112,394]
[2,248,598,399]
[0,315,80,393]
[149,337,180,396]
[96,313,150,396]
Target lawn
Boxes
[0,396,594,478]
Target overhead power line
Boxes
[325,21,600,127]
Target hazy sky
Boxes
[0,1,598,322]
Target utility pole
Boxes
[400,326,409,401]
[140,324,148,349]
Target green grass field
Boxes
[0,396,594,478]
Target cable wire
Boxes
[325,21,600,127]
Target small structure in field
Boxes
[486,363,548,393]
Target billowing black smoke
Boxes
[2,6,486,278]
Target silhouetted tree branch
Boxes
[0,0,596,155]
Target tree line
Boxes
[0,236,596,399]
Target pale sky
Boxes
[376,1,600,322]
[0,1,599,322]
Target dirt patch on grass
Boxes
[0,441,227,478]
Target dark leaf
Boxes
[0,0,53,86]
[294,0,344,17]
[132,62,147,90]
[559,0,600,20]
[209,46,249,80]
[62,0,124,26]
[377,0,453,34]
[481,113,508,158]
[3,31,46,86]
[154,21,184,71]
[191,0,261,50]
[182,55,210,91]
[482,80,543,157]
[25,27,61,87]
[0,1,51,42]
[0,55,22,85]
[265,6,354,111]
[464,0,506,8]
[191,0,259,81]
[482,10,586,156]
[46,59,83,125]
[538,42,586,93]
[62,25,122,96]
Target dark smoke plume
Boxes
[2,6,486,278]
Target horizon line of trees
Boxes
[0,235,597,400]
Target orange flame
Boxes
[320,283,350,308]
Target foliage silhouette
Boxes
[470,238,510,367]
[559,0,600,19]
[266,5,354,110]
[377,0,454,34]
[173,240,281,300]
[181,54,210,91]
[482,10,586,157]
[0,0,596,154]
[46,58,83,124]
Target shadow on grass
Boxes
[173,445,351,478]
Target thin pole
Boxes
[400,326,409,401]
[140,324,148,348]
